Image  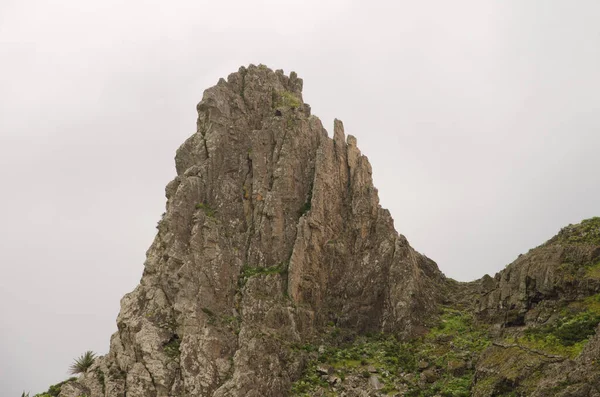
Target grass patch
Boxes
[195,202,216,217]
[290,308,488,396]
[163,334,181,359]
[275,90,302,109]
[201,307,215,317]
[239,263,287,284]
[299,185,313,216]
[290,360,329,394]
[520,302,600,358]
[586,261,600,279]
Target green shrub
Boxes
[299,185,313,216]
[195,202,216,217]
[163,335,181,359]
[239,263,288,288]
[526,310,600,347]
[555,311,600,345]
[276,91,302,109]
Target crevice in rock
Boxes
[239,67,248,106]
[141,361,158,397]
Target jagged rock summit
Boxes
[61,64,446,397]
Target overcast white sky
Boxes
[1,1,599,395]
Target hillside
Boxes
[289,217,600,396]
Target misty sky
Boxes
[1,1,599,395]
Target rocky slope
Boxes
[470,218,600,396]
[32,66,600,397]
[286,220,600,397]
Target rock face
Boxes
[467,218,600,396]
[475,221,600,328]
[61,65,446,397]
[52,65,600,397]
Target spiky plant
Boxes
[69,351,96,374]
[21,392,29,397]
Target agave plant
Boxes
[69,350,96,374]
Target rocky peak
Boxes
[56,65,447,397]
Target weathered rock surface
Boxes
[474,223,600,327]
[62,65,446,397]
[530,323,600,397]
[468,218,600,396]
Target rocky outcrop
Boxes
[531,323,600,397]
[60,65,447,397]
[468,218,600,396]
[474,220,600,327]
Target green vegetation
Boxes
[557,217,600,244]
[299,185,313,216]
[202,307,215,317]
[69,351,96,374]
[558,258,600,283]
[286,117,298,129]
[195,202,216,217]
[300,200,311,215]
[31,377,78,397]
[239,263,288,288]
[290,308,490,396]
[96,368,106,395]
[586,261,600,279]
[520,294,600,357]
[202,307,217,324]
[274,90,302,109]
[290,360,329,394]
[163,334,181,359]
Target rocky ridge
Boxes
[33,66,600,397]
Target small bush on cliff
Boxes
[555,311,600,345]
[195,202,216,217]
[163,334,181,359]
[275,91,302,109]
[238,263,288,288]
[69,351,96,374]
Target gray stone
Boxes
[64,64,446,397]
